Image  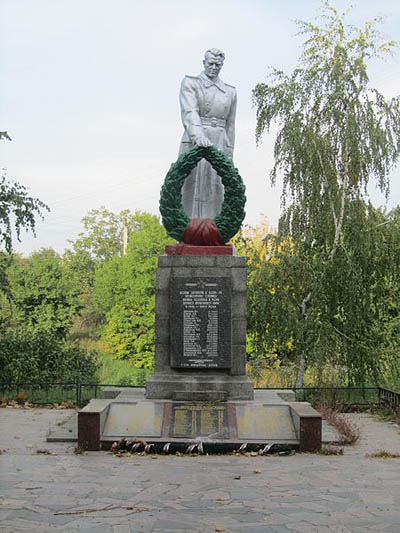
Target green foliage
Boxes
[94,212,172,368]
[5,249,80,338]
[96,347,151,386]
[252,2,400,386]
[0,172,49,253]
[254,2,400,224]
[0,328,98,384]
[70,206,140,262]
[66,207,151,329]
[0,208,172,384]
[63,247,102,329]
[92,255,123,316]
[0,252,13,326]
[241,205,400,386]
[0,248,97,385]
[324,204,400,384]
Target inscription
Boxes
[170,404,229,439]
[170,278,231,368]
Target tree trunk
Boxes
[295,354,306,388]
[295,291,311,389]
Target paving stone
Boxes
[9,508,74,526]
[231,525,290,533]
[0,509,13,520]
[369,526,400,532]
[0,518,59,531]
[152,518,200,530]
[288,511,332,525]
[179,499,217,509]
[2,409,400,532]
[293,501,330,512]
[112,525,132,533]
[60,519,112,531]
[286,522,326,532]
[328,526,352,533]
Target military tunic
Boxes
[179,71,237,219]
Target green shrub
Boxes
[6,249,81,339]
[0,328,98,384]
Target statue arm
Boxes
[226,89,237,150]
[179,77,212,147]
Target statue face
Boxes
[203,57,223,80]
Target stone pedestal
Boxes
[146,255,254,400]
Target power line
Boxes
[49,164,163,208]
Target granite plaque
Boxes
[169,403,229,439]
[170,277,231,369]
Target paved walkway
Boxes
[1,409,400,532]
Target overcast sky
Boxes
[1,0,400,255]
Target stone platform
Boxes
[58,389,321,452]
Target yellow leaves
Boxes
[232,216,274,255]
[233,216,293,267]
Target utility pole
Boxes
[122,222,128,256]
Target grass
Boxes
[366,449,400,459]
[370,406,400,426]
[95,350,151,386]
[317,446,344,455]
[77,337,152,386]
[317,404,361,445]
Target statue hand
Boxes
[194,134,213,148]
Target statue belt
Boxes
[201,117,226,128]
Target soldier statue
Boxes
[179,48,237,219]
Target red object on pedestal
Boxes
[165,244,234,256]
[182,218,224,246]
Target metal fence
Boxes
[378,387,400,412]
[292,386,381,408]
[0,382,398,410]
[0,383,137,407]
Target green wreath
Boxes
[160,145,246,243]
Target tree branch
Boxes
[329,173,348,261]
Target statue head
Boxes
[203,48,225,81]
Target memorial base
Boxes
[50,251,322,454]
[146,254,253,401]
[58,389,321,452]
[145,371,254,401]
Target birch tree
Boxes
[253,1,400,386]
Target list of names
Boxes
[170,278,231,369]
